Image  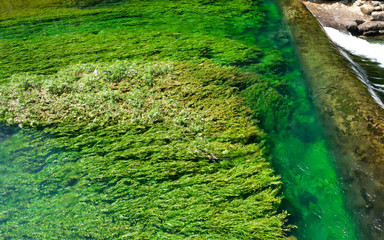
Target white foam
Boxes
[323,27,384,68]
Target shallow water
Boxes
[252,2,361,239]
[0,0,365,239]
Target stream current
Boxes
[259,2,361,239]
[324,27,384,108]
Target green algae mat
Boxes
[0,61,289,239]
[0,0,293,238]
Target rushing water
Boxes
[324,27,384,107]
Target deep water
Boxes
[0,0,365,239]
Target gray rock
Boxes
[361,5,375,15]
[372,11,384,20]
[346,22,360,35]
[357,21,384,35]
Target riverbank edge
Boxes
[279,0,384,237]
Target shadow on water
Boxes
[0,125,19,143]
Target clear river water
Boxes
[2,0,384,239]
[264,9,360,240]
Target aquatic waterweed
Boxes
[0,0,295,238]
[0,61,289,239]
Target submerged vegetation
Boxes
[0,0,295,238]
[0,61,289,239]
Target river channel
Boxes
[1,0,382,239]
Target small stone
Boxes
[373,6,383,11]
[355,0,364,6]
[363,30,380,35]
[372,12,384,21]
[372,1,381,7]
[361,5,375,15]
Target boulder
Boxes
[372,11,384,20]
[372,1,381,7]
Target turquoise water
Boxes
[0,0,364,238]
[257,2,361,239]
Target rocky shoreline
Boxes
[303,0,384,36]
